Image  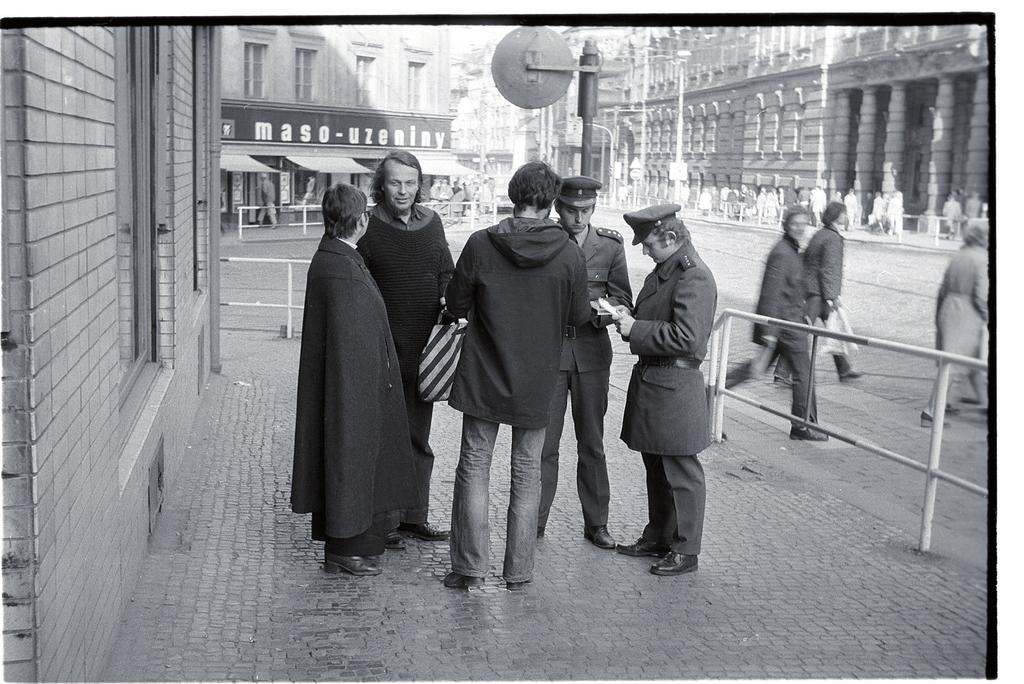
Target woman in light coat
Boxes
[921,223,989,425]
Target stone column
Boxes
[964,72,989,200]
[853,86,878,214]
[828,89,851,196]
[925,75,955,218]
[881,83,906,194]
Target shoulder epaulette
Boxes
[595,227,623,243]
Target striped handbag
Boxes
[416,316,468,402]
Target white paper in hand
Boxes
[596,297,621,319]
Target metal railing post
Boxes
[919,360,952,552]
[286,262,294,339]
[805,332,820,423]
[237,205,244,241]
[706,326,721,441]
[302,204,308,235]
[712,316,733,440]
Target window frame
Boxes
[114,27,160,409]
[244,42,267,99]
[407,60,426,110]
[356,55,376,106]
[295,48,316,102]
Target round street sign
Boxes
[629,168,643,181]
[491,27,574,109]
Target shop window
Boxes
[114,27,159,401]
[295,48,315,102]
[356,55,376,106]
[244,42,266,98]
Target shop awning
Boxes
[286,155,372,175]
[220,152,277,173]
[418,158,480,178]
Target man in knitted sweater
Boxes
[358,151,455,545]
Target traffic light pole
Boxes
[578,39,599,177]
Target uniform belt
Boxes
[639,357,701,369]
[565,325,598,337]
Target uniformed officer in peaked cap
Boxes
[612,203,718,576]
[537,176,634,549]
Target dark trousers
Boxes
[641,453,705,555]
[538,368,612,529]
[312,511,387,557]
[401,377,435,524]
[727,332,817,428]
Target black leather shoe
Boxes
[584,525,617,550]
[399,522,450,541]
[616,537,670,558]
[838,370,863,381]
[536,526,545,538]
[505,580,530,591]
[650,552,698,576]
[324,554,382,576]
[385,530,406,550]
[790,426,829,441]
[920,411,950,428]
[443,572,483,589]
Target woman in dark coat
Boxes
[291,183,420,576]
[802,200,862,380]
[611,204,718,577]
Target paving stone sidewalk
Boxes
[101,327,988,681]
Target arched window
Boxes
[708,116,717,153]
[772,108,782,152]
[696,119,705,153]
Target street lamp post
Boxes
[673,51,691,205]
[591,122,616,191]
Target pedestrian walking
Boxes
[442,162,591,591]
[537,176,634,548]
[921,223,989,426]
[756,187,768,223]
[726,204,827,441]
[869,191,887,232]
[698,187,712,216]
[943,192,964,240]
[358,151,455,548]
[611,204,718,577]
[291,183,420,577]
[844,188,860,230]
[887,190,904,241]
[257,172,277,227]
[810,185,827,227]
[804,200,863,381]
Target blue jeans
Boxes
[449,414,545,583]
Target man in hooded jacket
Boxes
[441,161,591,591]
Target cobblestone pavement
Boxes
[101,217,990,680]
[101,328,988,680]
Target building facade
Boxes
[581,24,990,231]
[2,25,220,680]
[219,24,468,226]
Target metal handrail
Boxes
[706,307,988,553]
[220,257,310,338]
[233,200,504,241]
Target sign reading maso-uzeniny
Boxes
[221,103,452,150]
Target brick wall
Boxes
[2,25,215,681]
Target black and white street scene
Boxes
[1,15,1000,682]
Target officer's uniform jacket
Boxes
[559,225,633,373]
[620,240,718,456]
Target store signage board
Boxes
[222,103,452,149]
